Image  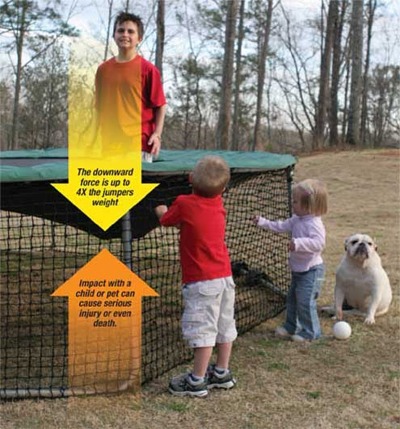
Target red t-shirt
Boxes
[160,193,232,284]
[95,56,166,153]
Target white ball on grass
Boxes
[333,321,352,340]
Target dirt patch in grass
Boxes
[1,149,399,429]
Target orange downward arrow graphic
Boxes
[52,249,158,394]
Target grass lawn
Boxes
[1,149,399,429]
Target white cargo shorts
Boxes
[181,276,237,348]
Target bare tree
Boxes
[155,0,165,75]
[346,0,364,146]
[341,31,352,141]
[0,0,77,149]
[277,5,318,144]
[314,0,337,150]
[252,0,274,151]
[215,0,239,149]
[103,0,114,61]
[19,43,68,149]
[2,0,29,150]
[360,0,377,146]
[275,74,308,150]
[166,0,209,149]
[329,0,347,147]
[0,80,13,150]
[231,0,246,151]
[369,65,400,147]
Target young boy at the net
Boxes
[155,155,237,397]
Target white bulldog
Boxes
[334,233,392,324]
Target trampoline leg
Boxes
[121,211,132,270]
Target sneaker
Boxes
[275,326,291,338]
[207,365,237,390]
[291,334,308,342]
[169,373,208,397]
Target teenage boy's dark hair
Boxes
[113,12,144,39]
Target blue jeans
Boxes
[283,264,325,340]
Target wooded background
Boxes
[0,0,399,153]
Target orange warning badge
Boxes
[52,249,158,393]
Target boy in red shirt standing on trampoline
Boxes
[155,155,237,397]
[95,12,166,161]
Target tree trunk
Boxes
[329,0,347,147]
[360,0,377,146]
[252,0,274,151]
[232,0,245,151]
[11,4,28,150]
[103,0,114,62]
[155,0,165,76]
[346,0,364,146]
[215,0,239,150]
[314,0,336,150]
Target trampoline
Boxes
[0,148,296,398]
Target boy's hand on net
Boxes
[154,205,168,219]
[252,216,260,225]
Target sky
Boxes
[0,0,400,72]
[1,0,399,86]
[66,0,400,65]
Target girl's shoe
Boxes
[291,334,308,342]
[275,326,291,338]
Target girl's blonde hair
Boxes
[191,155,230,198]
[293,179,328,216]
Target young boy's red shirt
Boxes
[159,193,232,284]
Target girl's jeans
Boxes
[283,264,325,340]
